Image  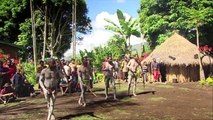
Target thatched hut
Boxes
[143,33,212,83]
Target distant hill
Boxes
[131,43,152,56]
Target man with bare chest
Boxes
[103,56,117,100]
[39,58,64,120]
[78,57,92,106]
[127,54,141,96]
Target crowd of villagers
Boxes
[0,54,35,104]
[0,52,162,119]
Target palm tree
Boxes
[104,9,140,53]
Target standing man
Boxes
[85,57,93,88]
[151,58,160,82]
[39,58,64,120]
[127,54,141,96]
[121,56,128,82]
[36,60,46,91]
[77,57,93,107]
[113,58,119,80]
[104,56,117,100]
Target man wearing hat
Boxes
[39,58,64,120]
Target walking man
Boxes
[127,54,141,96]
[103,56,117,100]
[78,57,93,106]
[39,58,64,120]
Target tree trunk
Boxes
[50,24,54,58]
[196,26,205,80]
[72,0,77,59]
[42,4,47,61]
[30,0,37,72]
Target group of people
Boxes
[0,58,35,104]
[0,53,162,119]
[101,54,161,98]
[38,57,94,120]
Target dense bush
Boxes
[19,62,36,85]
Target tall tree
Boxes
[0,0,28,43]
[184,0,213,80]
[104,9,140,52]
[15,0,92,59]
[30,0,37,72]
[139,0,213,49]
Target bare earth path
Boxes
[0,82,212,120]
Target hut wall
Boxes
[165,65,200,82]
[146,63,210,82]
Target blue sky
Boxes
[86,0,140,21]
[64,0,141,56]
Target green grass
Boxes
[203,112,213,118]
[26,97,45,103]
[113,108,130,115]
[17,109,44,120]
[72,114,111,120]
[0,101,22,108]
[18,113,35,119]
[144,116,175,120]
[156,84,174,89]
[179,87,190,91]
[120,97,136,102]
[93,81,146,95]
[148,97,166,102]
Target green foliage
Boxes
[206,77,213,86]
[0,0,91,60]
[199,77,213,86]
[95,73,104,83]
[199,79,206,86]
[79,35,127,72]
[0,0,28,43]
[139,0,213,49]
[20,62,36,85]
[104,9,141,52]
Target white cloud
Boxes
[64,11,142,57]
[116,0,125,3]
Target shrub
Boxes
[19,62,36,85]
[199,76,213,86]
[95,73,105,83]
[199,79,206,86]
[206,77,213,86]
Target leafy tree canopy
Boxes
[139,0,213,49]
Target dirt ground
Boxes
[0,81,212,120]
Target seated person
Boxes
[24,80,36,97]
[12,68,24,97]
[0,83,16,104]
[22,72,36,97]
[59,76,70,95]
